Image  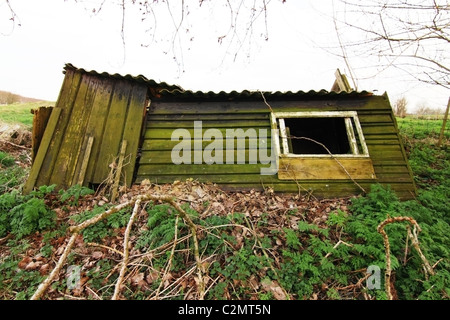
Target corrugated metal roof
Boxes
[64,63,182,91]
[156,88,374,101]
[64,63,374,101]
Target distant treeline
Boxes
[0,90,41,104]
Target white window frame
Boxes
[270,111,370,158]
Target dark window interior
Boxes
[283,117,350,154]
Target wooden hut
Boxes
[24,64,416,199]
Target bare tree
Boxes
[394,97,408,118]
[20,0,285,70]
[334,0,449,89]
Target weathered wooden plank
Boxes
[137,174,374,190]
[50,75,99,187]
[365,140,401,145]
[111,140,127,202]
[36,70,82,187]
[81,77,115,185]
[358,114,393,123]
[368,144,403,153]
[364,134,400,141]
[76,136,94,186]
[361,125,398,135]
[135,173,377,185]
[345,117,359,155]
[140,149,273,164]
[136,173,279,184]
[390,111,417,193]
[121,83,148,186]
[93,80,133,183]
[149,97,392,115]
[31,107,53,162]
[373,173,414,182]
[23,108,62,194]
[137,163,271,176]
[148,113,270,121]
[141,138,271,151]
[373,165,411,174]
[278,158,377,180]
[144,127,271,139]
[369,152,405,161]
[146,119,270,128]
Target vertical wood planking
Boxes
[77,77,115,185]
[31,107,53,162]
[92,80,132,183]
[23,108,62,194]
[76,136,94,186]
[36,70,82,187]
[110,140,127,202]
[121,83,148,186]
[50,75,98,187]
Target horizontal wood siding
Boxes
[137,95,416,199]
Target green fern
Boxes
[9,198,55,239]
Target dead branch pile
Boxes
[20,179,357,300]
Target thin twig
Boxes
[323,240,354,260]
[86,242,124,256]
[30,233,79,300]
[0,140,30,150]
[112,199,142,300]
[154,215,179,299]
[259,91,274,113]
[336,272,371,291]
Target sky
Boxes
[0,0,448,112]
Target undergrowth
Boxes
[0,116,448,300]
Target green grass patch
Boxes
[397,117,449,140]
[0,102,53,127]
[0,151,15,167]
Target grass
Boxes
[0,102,54,128]
[397,117,449,140]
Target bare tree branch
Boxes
[334,0,449,88]
[2,0,21,35]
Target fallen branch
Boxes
[406,227,435,276]
[30,233,79,300]
[377,216,434,300]
[0,140,30,150]
[112,198,142,300]
[31,193,205,300]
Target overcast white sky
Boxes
[0,0,448,112]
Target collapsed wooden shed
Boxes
[24,64,417,199]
